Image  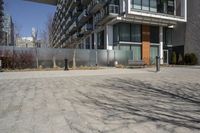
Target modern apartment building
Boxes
[29,0,188,65]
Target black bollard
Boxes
[64,59,69,71]
[0,60,2,71]
[156,56,160,72]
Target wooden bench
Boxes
[128,60,146,68]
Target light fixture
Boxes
[168,25,175,29]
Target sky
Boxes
[4,0,56,38]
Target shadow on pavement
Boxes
[74,78,200,131]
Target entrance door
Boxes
[163,50,169,64]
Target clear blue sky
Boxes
[4,0,56,37]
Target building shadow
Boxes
[71,78,200,132]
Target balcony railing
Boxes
[88,0,109,14]
[80,23,93,34]
[72,6,83,17]
[77,9,89,22]
[94,4,119,25]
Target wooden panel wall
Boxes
[142,25,150,65]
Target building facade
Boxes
[29,0,188,65]
[52,0,187,64]
[2,13,15,46]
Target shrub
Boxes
[190,53,198,65]
[184,53,190,65]
[0,49,35,69]
[184,53,198,65]
[171,52,177,64]
[178,53,183,65]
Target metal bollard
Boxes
[156,56,160,72]
[0,60,2,72]
[64,59,69,71]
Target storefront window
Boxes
[131,24,141,42]
[131,45,142,61]
[119,23,130,42]
[113,23,142,43]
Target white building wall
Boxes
[159,26,164,64]
[105,25,113,50]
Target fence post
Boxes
[95,49,98,66]
[53,56,57,68]
[107,50,109,66]
[36,48,39,68]
[73,48,76,69]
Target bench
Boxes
[128,60,146,68]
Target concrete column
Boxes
[105,25,113,50]
[159,26,164,64]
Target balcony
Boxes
[95,4,119,26]
[68,22,78,34]
[72,6,82,17]
[81,0,91,5]
[77,9,91,24]
[68,0,81,11]
[88,0,108,14]
[80,23,93,35]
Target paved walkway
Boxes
[0,67,200,133]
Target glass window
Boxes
[113,24,119,43]
[110,0,119,5]
[119,23,130,42]
[150,0,157,12]
[131,24,141,42]
[150,46,159,64]
[132,0,142,9]
[163,27,172,45]
[150,26,159,43]
[97,31,104,49]
[142,0,149,11]
[167,0,174,15]
[120,45,130,51]
[86,37,90,49]
[131,45,142,61]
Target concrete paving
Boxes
[0,67,200,133]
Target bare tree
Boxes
[14,23,22,45]
[40,14,53,48]
[47,14,53,47]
